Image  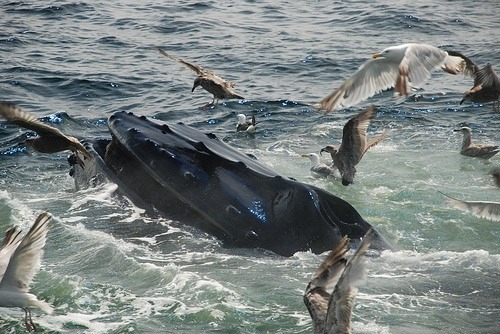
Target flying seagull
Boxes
[236,114,256,133]
[317,43,467,113]
[440,192,500,222]
[0,212,53,331]
[453,126,499,159]
[301,153,339,179]
[0,102,92,167]
[304,229,375,334]
[157,47,245,109]
[320,106,388,186]
[460,63,500,112]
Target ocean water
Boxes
[0,1,499,333]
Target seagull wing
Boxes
[444,51,479,77]
[0,102,67,138]
[318,57,400,113]
[157,47,212,77]
[304,236,349,334]
[326,229,375,333]
[0,212,51,292]
[400,44,449,88]
[475,63,500,88]
[338,106,377,166]
[441,192,500,222]
[0,227,23,281]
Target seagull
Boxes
[460,63,500,112]
[157,47,245,109]
[301,153,339,179]
[320,107,388,186]
[236,114,256,133]
[453,126,499,159]
[0,102,92,167]
[440,192,500,222]
[304,229,375,334]
[0,212,53,331]
[317,43,467,113]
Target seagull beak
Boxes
[459,96,467,105]
[300,154,308,158]
[319,148,326,156]
[372,53,382,59]
[453,128,461,132]
[191,84,197,92]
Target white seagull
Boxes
[317,43,467,113]
[0,212,53,331]
[301,153,339,179]
[304,229,375,334]
[236,114,256,133]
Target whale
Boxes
[70,111,391,256]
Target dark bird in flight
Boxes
[320,106,388,186]
[304,229,375,334]
[157,47,245,109]
[0,102,92,166]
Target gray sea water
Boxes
[0,1,499,333]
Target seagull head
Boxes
[192,77,202,92]
[453,126,471,134]
[237,114,247,125]
[301,153,320,164]
[320,145,338,157]
[372,44,409,60]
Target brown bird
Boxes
[460,63,500,112]
[304,229,375,334]
[320,107,388,186]
[0,102,92,166]
[157,47,245,109]
[453,126,499,159]
[448,51,500,111]
[317,43,466,114]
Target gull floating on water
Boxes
[453,126,499,159]
[157,47,245,109]
[304,229,375,334]
[317,43,467,113]
[0,102,92,167]
[440,192,500,222]
[0,212,53,331]
[320,107,388,186]
[301,153,339,179]
[236,114,256,133]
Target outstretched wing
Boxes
[0,212,52,292]
[304,236,349,334]
[157,47,210,77]
[317,57,399,113]
[339,106,377,165]
[441,192,500,222]
[0,102,67,138]
[325,229,375,333]
[0,227,23,281]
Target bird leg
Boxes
[23,307,36,332]
[395,66,410,96]
[199,96,217,110]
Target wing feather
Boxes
[0,212,52,291]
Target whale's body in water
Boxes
[71,112,390,256]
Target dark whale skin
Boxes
[74,111,390,256]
